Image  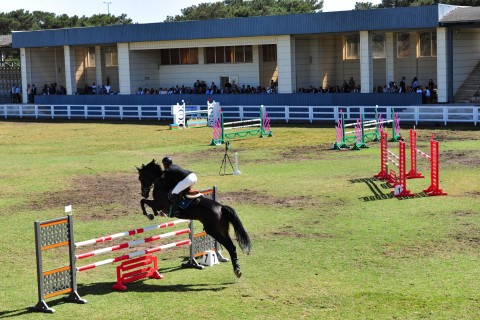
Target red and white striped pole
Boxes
[75,219,189,248]
[423,138,448,196]
[75,228,191,260]
[406,129,425,179]
[76,239,191,272]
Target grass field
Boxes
[0,120,479,320]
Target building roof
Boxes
[440,6,480,25]
[0,34,12,47]
[11,4,463,48]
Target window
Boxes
[244,46,253,62]
[262,44,276,62]
[205,47,215,64]
[87,47,95,67]
[160,48,199,65]
[372,33,385,59]
[105,48,118,67]
[180,48,190,64]
[235,46,244,63]
[215,47,225,63]
[170,49,180,65]
[397,33,410,58]
[204,45,253,64]
[345,34,359,60]
[419,31,437,57]
[225,46,234,63]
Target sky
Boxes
[1,0,383,24]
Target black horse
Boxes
[136,159,251,278]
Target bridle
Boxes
[140,174,162,198]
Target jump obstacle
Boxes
[374,131,412,197]
[374,130,447,197]
[333,107,402,150]
[30,187,227,313]
[170,100,220,129]
[211,105,273,145]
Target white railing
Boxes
[0,104,478,125]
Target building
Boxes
[11,4,480,106]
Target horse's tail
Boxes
[221,205,251,255]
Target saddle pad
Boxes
[179,197,196,210]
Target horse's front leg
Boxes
[140,198,159,220]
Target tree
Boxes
[355,2,376,9]
[0,10,132,35]
[165,0,323,22]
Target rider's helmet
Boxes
[162,156,173,167]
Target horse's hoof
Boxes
[147,214,154,220]
[234,268,242,278]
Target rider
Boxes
[161,156,197,216]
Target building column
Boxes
[385,32,394,85]
[360,31,373,93]
[277,35,296,93]
[20,48,28,103]
[117,43,131,94]
[64,46,75,95]
[436,27,449,103]
[95,46,103,88]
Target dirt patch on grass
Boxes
[441,150,480,167]
[270,223,331,239]
[220,189,318,210]
[422,130,480,142]
[25,175,320,220]
[27,173,140,221]
[452,227,480,247]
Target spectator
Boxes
[412,77,419,90]
[399,77,406,93]
[31,84,37,103]
[224,79,232,93]
[348,77,356,92]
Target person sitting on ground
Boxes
[161,157,198,216]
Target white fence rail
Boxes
[0,104,478,125]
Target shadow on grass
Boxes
[12,265,233,317]
[0,309,31,319]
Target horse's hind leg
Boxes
[207,231,241,278]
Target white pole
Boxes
[233,152,241,175]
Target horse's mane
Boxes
[144,159,163,177]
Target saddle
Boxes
[170,188,204,211]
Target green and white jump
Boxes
[332,107,402,150]
[210,106,273,145]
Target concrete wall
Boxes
[452,28,480,94]
[28,47,66,89]
[393,32,437,90]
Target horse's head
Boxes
[136,159,163,198]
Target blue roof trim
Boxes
[12,5,441,48]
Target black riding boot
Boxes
[171,194,179,217]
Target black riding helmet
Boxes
[162,156,173,166]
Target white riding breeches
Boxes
[172,173,197,194]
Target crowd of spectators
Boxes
[21,76,437,104]
[82,82,114,95]
[296,76,437,104]
[376,76,437,103]
[135,79,279,95]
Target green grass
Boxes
[0,120,479,319]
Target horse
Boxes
[136,159,251,278]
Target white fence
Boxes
[0,104,478,125]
